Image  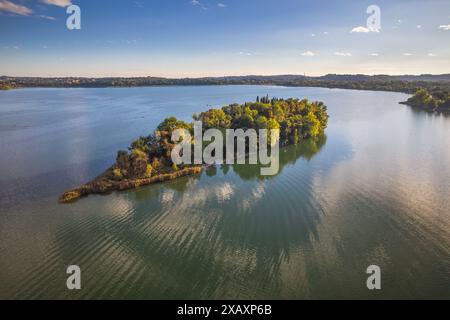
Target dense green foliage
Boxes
[401,88,450,112]
[112,97,328,181]
[198,97,328,144]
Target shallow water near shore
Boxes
[0,85,449,299]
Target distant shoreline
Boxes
[0,83,415,95]
[2,74,450,95]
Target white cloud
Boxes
[238,51,252,56]
[39,15,56,20]
[323,31,329,35]
[191,0,207,10]
[427,53,436,57]
[402,53,413,56]
[4,45,20,50]
[438,25,450,31]
[334,52,352,57]
[417,25,422,29]
[301,51,315,57]
[368,53,379,56]
[0,0,33,16]
[40,0,72,7]
[350,26,370,33]
[311,33,316,37]
[132,1,144,8]
[217,3,226,8]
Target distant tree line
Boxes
[1,74,450,95]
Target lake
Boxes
[0,86,449,299]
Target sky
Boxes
[0,0,449,77]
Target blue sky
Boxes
[0,0,449,77]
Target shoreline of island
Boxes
[59,166,203,203]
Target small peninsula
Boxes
[59,97,329,203]
[400,88,450,113]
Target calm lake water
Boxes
[0,86,449,299]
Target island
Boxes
[59,97,329,203]
[400,88,450,113]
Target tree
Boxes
[157,117,192,133]
[199,109,232,129]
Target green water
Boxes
[0,86,449,299]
